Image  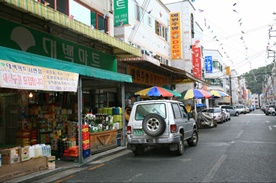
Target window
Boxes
[190,13,195,38]
[155,20,160,35]
[91,11,108,33]
[148,16,152,26]
[39,0,68,15]
[172,104,181,118]
[135,4,141,21]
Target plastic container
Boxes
[46,145,51,157]
[42,144,47,156]
[34,144,42,158]
[29,145,35,158]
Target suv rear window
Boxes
[135,103,166,120]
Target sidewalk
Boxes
[4,146,127,183]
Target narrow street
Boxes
[29,109,276,183]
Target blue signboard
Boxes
[205,56,213,73]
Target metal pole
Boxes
[230,75,233,106]
[78,77,83,164]
[121,83,126,146]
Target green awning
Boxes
[0,46,132,83]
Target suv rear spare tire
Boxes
[142,113,166,137]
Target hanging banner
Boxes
[225,66,230,75]
[0,60,79,92]
[114,0,129,27]
[192,39,202,79]
[205,56,213,73]
[170,12,182,60]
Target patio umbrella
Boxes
[181,89,213,100]
[209,90,229,98]
[161,86,182,97]
[135,86,178,97]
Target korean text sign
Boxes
[0,60,79,92]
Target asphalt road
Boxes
[35,109,276,183]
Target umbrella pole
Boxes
[194,99,197,122]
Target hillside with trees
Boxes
[241,63,274,94]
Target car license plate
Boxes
[133,129,144,136]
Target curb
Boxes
[5,146,127,183]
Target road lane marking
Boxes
[54,175,75,183]
[202,154,227,182]
[88,163,105,170]
[128,173,143,182]
[274,125,276,128]
[269,126,272,130]
[235,130,243,139]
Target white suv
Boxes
[127,100,198,156]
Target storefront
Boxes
[0,46,132,181]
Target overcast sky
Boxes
[161,0,276,75]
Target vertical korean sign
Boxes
[170,12,182,60]
[205,56,213,73]
[0,60,79,92]
[192,39,202,79]
[114,0,129,27]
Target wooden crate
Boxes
[89,129,117,154]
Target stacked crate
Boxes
[82,125,90,159]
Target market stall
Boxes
[0,46,130,181]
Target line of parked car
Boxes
[197,104,253,128]
[261,104,276,116]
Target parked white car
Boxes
[222,108,231,121]
[235,105,246,114]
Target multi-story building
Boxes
[202,49,230,106]
[251,93,260,109]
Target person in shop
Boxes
[185,103,192,113]
[124,106,132,125]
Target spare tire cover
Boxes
[142,113,166,137]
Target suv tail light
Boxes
[127,126,131,134]
[170,124,177,133]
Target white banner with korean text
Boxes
[0,60,79,92]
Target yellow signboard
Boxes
[128,65,169,86]
[225,66,230,76]
[170,12,182,60]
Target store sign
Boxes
[205,56,213,73]
[128,65,169,86]
[114,0,129,27]
[170,12,182,60]
[192,39,202,79]
[0,60,79,92]
[0,18,116,72]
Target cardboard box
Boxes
[48,161,55,169]
[47,156,56,162]
[20,146,30,161]
[0,147,20,165]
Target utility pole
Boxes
[230,74,233,106]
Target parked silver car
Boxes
[127,100,198,156]
[235,105,246,114]
[218,105,239,116]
